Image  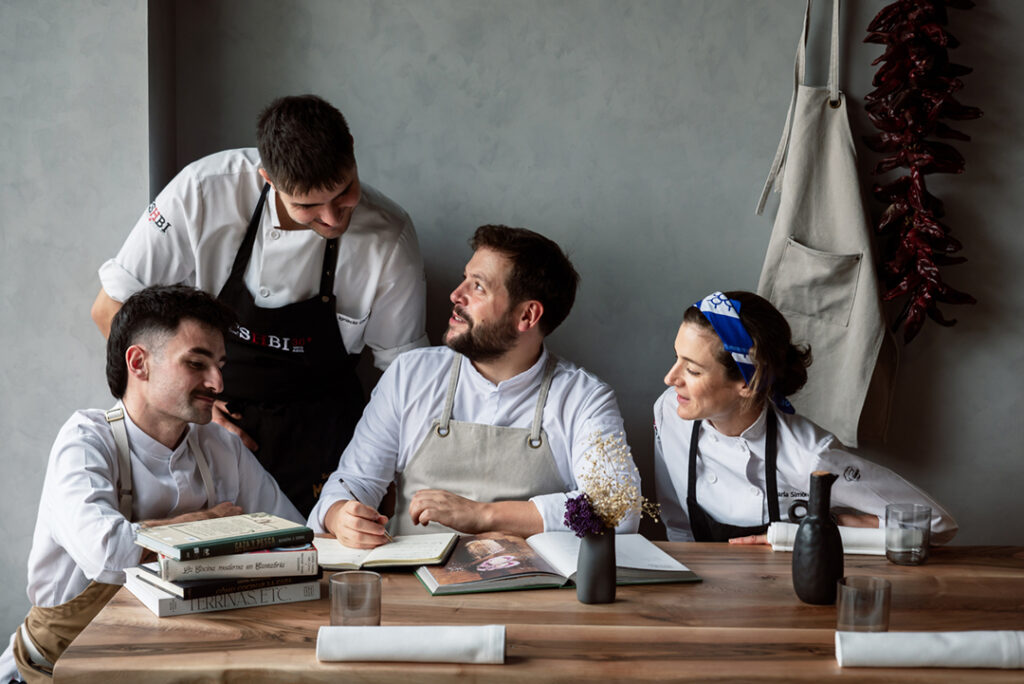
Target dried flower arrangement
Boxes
[564,432,659,537]
[863,0,982,343]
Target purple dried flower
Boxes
[564,493,606,538]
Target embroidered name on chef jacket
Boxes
[146,202,172,233]
[230,324,310,353]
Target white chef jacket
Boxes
[308,346,641,534]
[652,387,957,543]
[98,148,428,369]
[0,408,302,681]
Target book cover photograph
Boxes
[416,532,569,594]
[416,532,702,596]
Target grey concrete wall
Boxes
[1,0,149,645]
[2,0,1021,648]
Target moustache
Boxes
[453,306,473,326]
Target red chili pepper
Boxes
[863,0,980,343]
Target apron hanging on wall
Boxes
[755,0,897,448]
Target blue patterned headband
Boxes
[695,292,794,414]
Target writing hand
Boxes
[212,400,258,452]
[325,499,390,549]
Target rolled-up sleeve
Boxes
[364,220,429,370]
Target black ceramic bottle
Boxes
[791,470,843,605]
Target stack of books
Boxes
[125,512,322,617]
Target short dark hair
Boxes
[683,291,812,406]
[470,225,580,336]
[106,286,235,398]
[256,94,355,196]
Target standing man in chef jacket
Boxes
[90,94,428,516]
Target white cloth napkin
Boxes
[835,631,1024,668]
[767,522,885,555]
[316,625,505,664]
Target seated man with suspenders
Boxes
[1,286,301,683]
[309,225,641,548]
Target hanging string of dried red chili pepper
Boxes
[863,0,981,343]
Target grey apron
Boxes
[391,353,566,536]
[13,406,215,682]
[755,0,897,447]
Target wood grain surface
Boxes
[53,543,1024,683]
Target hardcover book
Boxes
[124,567,320,617]
[415,531,701,595]
[313,532,457,569]
[135,512,313,561]
[158,543,319,581]
[134,561,323,600]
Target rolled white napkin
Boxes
[767,521,885,555]
[316,625,505,664]
[836,631,1024,669]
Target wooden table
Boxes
[53,544,1024,682]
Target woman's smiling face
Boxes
[664,321,752,430]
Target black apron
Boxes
[216,184,365,516]
[686,410,781,542]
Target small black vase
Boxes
[792,470,843,605]
[576,530,616,604]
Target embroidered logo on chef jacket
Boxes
[844,466,861,482]
[146,202,172,233]
[230,323,311,353]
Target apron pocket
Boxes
[336,312,370,353]
[770,237,862,327]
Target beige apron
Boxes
[391,353,566,536]
[755,0,897,447]
[13,405,215,682]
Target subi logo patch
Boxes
[147,202,171,233]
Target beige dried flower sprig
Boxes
[565,432,659,535]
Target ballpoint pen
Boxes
[338,479,395,543]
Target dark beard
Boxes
[445,312,518,362]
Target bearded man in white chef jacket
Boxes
[1,286,300,684]
[309,224,641,548]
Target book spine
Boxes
[176,529,314,561]
[141,571,322,600]
[131,578,321,617]
[160,548,319,581]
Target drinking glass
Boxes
[329,571,381,626]
[885,503,931,566]
[836,576,891,632]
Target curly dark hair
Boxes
[256,94,355,195]
[470,225,580,336]
[684,291,812,406]
[106,286,235,398]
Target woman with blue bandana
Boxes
[653,291,957,544]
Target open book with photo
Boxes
[415,531,701,595]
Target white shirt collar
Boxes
[120,403,194,461]
[460,346,550,393]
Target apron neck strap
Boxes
[438,351,558,445]
[527,354,558,447]
[186,428,218,509]
[756,0,841,215]
[227,183,271,282]
[105,402,133,519]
